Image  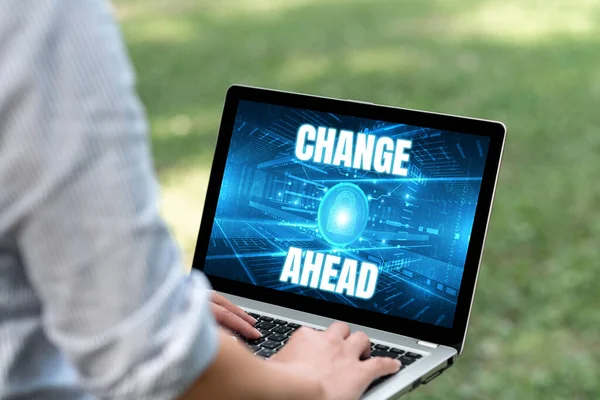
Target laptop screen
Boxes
[203,99,491,329]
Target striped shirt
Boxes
[0,0,219,398]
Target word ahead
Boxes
[279,247,379,299]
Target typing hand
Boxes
[211,292,262,339]
[270,322,401,400]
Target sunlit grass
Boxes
[199,0,345,18]
[122,17,199,44]
[452,0,600,43]
[114,0,344,20]
[344,47,429,74]
[275,54,332,85]
[150,108,221,139]
[160,165,211,267]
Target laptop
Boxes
[192,85,506,399]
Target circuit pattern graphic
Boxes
[203,100,491,328]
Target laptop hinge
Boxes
[417,340,439,349]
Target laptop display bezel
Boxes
[192,85,506,350]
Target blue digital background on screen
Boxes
[203,100,490,328]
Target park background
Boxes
[114,0,599,398]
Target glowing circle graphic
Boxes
[317,183,369,247]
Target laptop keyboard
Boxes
[238,312,425,389]
[237,313,301,358]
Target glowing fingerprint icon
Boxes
[318,183,369,247]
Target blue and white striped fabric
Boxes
[0,1,219,398]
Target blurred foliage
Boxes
[114,0,600,398]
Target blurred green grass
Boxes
[114,0,600,398]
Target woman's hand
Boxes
[211,292,262,339]
[271,323,401,400]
